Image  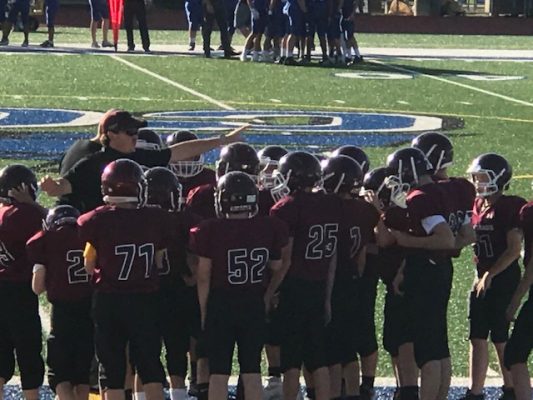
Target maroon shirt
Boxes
[336,198,379,276]
[181,168,217,198]
[270,191,342,282]
[78,206,172,293]
[160,209,201,287]
[407,178,474,238]
[520,201,533,267]
[189,216,289,294]
[26,225,92,302]
[0,202,45,283]
[186,184,216,220]
[471,195,526,276]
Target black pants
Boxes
[124,0,150,50]
[202,0,231,56]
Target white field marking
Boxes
[269,99,282,103]
[110,55,235,110]
[397,100,410,105]
[370,59,533,108]
[458,101,473,105]
[0,93,205,103]
[334,100,346,104]
[515,175,533,179]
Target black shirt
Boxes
[61,146,172,213]
[59,139,103,175]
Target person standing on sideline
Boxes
[124,0,151,52]
[40,0,59,47]
[89,0,112,48]
[0,0,30,47]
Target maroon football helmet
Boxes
[101,159,147,206]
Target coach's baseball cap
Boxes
[102,110,147,133]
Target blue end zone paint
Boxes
[0,108,102,128]
[0,132,416,163]
[144,110,442,133]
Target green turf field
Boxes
[1,29,533,378]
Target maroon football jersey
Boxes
[471,195,526,276]
[336,198,379,276]
[258,189,276,217]
[186,184,216,220]
[26,225,92,302]
[189,216,289,294]
[407,178,474,238]
[180,168,217,198]
[159,209,202,287]
[0,202,45,283]
[520,201,533,267]
[78,206,172,293]
[270,191,343,282]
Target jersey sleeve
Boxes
[270,216,290,260]
[505,197,527,231]
[270,198,298,236]
[77,211,99,247]
[26,231,48,266]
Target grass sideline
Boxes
[1,29,533,378]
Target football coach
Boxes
[40,109,248,213]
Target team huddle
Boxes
[0,115,533,400]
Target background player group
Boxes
[1,112,532,400]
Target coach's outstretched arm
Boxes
[168,124,249,163]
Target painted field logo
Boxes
[0,108,103,128]
[0,108,451,162]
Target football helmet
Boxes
[411,131,453,172]
[216,142,260,179]
[43,205,80,232]
[0,164,38,204]
[145,167,183,212]
[271,151,322,201]
[166,131,205,178]
[135,129,163,150]
[321,155,363,194]
[257,145,289,189]
[362,167,392,210]
[331,145,370,175]
[467,153,512,197]
[101,159,147,206]
[215,171,259,219]
[385,147,432,208]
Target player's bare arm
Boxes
[477,228,523,297]
[196,256,212,330]
[391,221,455,250]
[31,264,46,295]
[168,124,250,163]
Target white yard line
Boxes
[109,55,235,110]
[370,59,533,108]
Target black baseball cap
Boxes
[102,110,147,133]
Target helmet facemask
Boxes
[169,154,205,178]
[385,175,410,209]
[270,169,292,202]
[469,169,507,198]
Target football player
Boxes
[27,205,93,400]
[270,151,342,400]
[332,145,377,398]
[78,159,171,400]
[190,171,289,400]
[321,155,380,400]
[144,167,201,400]
[0,165,45,400]
[240,0,268,61]
[340,0,363,63]
[166,131,217,197]
[281,0,306,65]
[385,148,474,400]
[362,167,417,400]
[461,154,525,400]
[505,199,533,400]
[305,0,330,63]
[186,142,260,219]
